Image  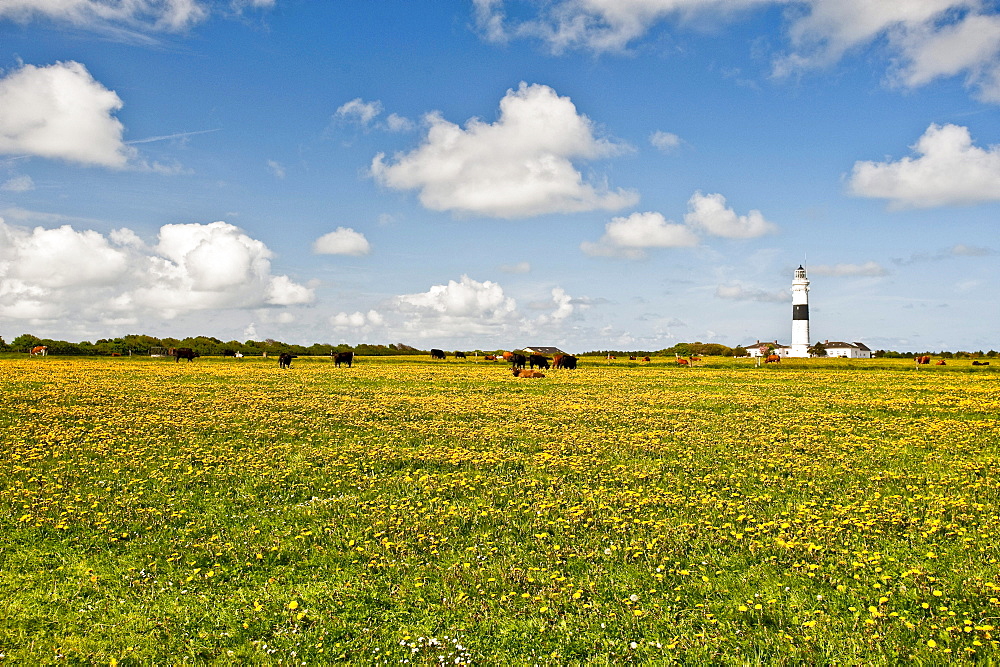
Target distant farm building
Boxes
[522,347,566,356]
[822,341,872,358]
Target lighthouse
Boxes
[789,265,810,357]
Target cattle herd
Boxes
[23,347,993,372]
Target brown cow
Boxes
[676,358,689,366]
[30,345,48,356]
[690,356,702,362]
[765,354,781,363]
[917,355,931,365]
[642,356,651,362]
[484,355,497,361]
[936,360,946,365]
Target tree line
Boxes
[2,333,995,359]
[0,334,429,357]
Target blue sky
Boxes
[1,0,998,352]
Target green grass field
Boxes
[1,355,998,663]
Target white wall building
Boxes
[822,341,873,358]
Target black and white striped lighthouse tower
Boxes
[789,265,810,357]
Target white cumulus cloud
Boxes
[335,98,383,127]
[650,130,682,152]
[581,211,698,259]
[0,61,134,168]
[371,82,638,219]
[0,218,313,327]
[848,123,1000,208]
[313,227,372,256]
[330,310,384,330]
[684,192,777,238]
[391,275,519,338]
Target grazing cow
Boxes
[917,355,931,365]
[430,349,446,360]
[278,353,296,369]
[30,345,48,356]
[455,351,467,359]
[334,351,354,368]
[936,360,946,365]
[510,353,526,370]
[528,354,550,370]
[676,358,689,366]
[765,354,781,364]
[484,355,497,361]
[642,356,651,362]
[553,354,578,369]
[171,348,199,362]
[513,368,545,378]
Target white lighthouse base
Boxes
[786,344,810,358]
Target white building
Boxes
[822,341,872,358]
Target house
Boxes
[522,346,567,356]
[822,341,872,358]
[742,341,782,358]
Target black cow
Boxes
[430,349,446,360]
[278,353,296,369]
[554,354,577,369]
[334,351,354,368]
[509,353,526,370]
[528,354,550,370]
[455,351,467,359]
[222,349,236,357]
[171,348,198,362]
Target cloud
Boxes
[849,123,1000,208]
[335,98,384,127]
[330,310,384,330]
[715,283,789,303]
[0,0,208,32]
[0,61,134,168]
[0,218,313,326]
[684,192,777,238]
[474,2,1000,102]
[808,261,888,277]
[267,159,285,179]
[1,175,33,192]
[582,211,699,259]
[371,82,638,219]
[499,261,531,274]
[312,227,372,256]
[385,113,415,132]
[650,130,682,152]
[893,243,996,265]
[390,275,518,337]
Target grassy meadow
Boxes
[1,354,998,664]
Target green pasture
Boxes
[0,355,998,663]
